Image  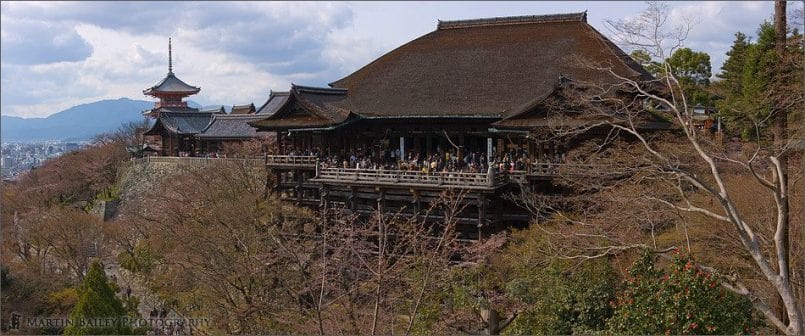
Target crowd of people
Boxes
[286,146,542,174]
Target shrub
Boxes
[608,250,756,335]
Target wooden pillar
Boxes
[319,185,329,213]
[537,141,544,163]
[376,188,386,215]
[295,169,303,205]
[349,186,357,213]
[478,194,486,240]
[487,137,493,163]
[272,169,281,200]
[426,135,433,156]
[459,134,465,161]
[276,131,282,154]
[411,189,420,218]
[399,136,405,161]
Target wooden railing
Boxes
[129,156,263,167]
[314,168,505,189]
[265,155,318,168]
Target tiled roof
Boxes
[256,91,290,115]
[230,103,256,115]
[197,115,264,139]
[249,85,354,130]
[199,106,226,114]
[143,112,214,135]
[143,72,200,95]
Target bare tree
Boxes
[518,2,802,334]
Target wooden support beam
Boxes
[320,185,329,213]
[296,169,303,205]
[478,194,486,240]
[273,169,281,200]
[349,186,357,212]
[376,188,386,214]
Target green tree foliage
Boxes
[630,50,664,77]
[504,258,618,335]
[667,47,713,105]
[64,261,132,335]
[440,229,619,335]
[630,48,713,105]
[715,23,778,139]
[716,32,750,97]
[608,251,757,335]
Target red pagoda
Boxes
[142,38,200,117]
[142,39,218,156]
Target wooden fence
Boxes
[128,156,263,167]
[264,155,318,167]
[314,167,505,189]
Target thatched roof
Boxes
[326,12,650,119]
[252,12,655,131]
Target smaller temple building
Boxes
[142,39,210,156]
[141,39,272,156]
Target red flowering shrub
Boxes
[608,250,757,334]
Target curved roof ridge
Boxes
[214,114,265,119]
[292,84,348,95]
[199,106,225,113]
[437,12,587,30]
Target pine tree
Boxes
[716,32,749,94]
[64,261,132,335]
[716,23,778,139]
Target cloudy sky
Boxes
[1,1,801,118]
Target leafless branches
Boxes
[517,2,804,334]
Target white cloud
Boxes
[1,1,358,117]
[2,1,800,118]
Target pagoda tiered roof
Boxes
[143,72,200,96]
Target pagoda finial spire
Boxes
[168,38,173,74]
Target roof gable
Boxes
[256,91,290,115]
[249,85,354,130]
[230,103,256,115]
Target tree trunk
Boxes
[481,309,499,335]
[773,0,790,327]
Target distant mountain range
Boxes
[0,98,213,142]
